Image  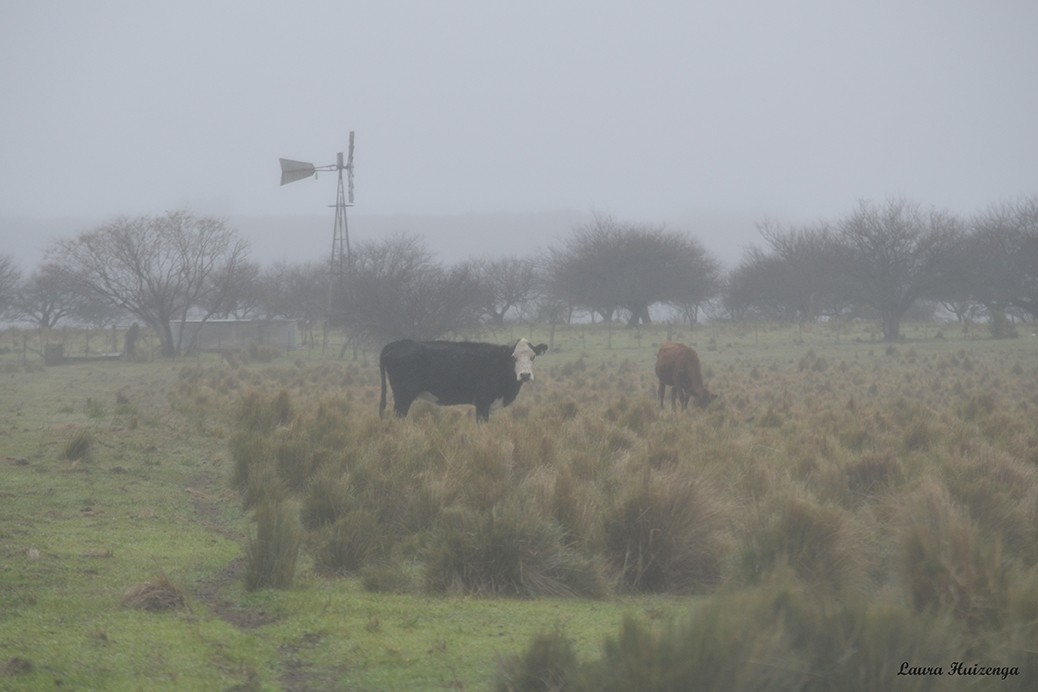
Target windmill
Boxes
[279,132,356,303]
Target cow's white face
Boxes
[512,338,548,382]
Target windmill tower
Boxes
[278,132,356,313]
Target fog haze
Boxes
[2,1,1036,269]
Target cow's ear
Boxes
[533,344,548,356]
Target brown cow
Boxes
[655,342,714,410]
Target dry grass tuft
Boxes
[121,570,187,612]
[62,428,94,462]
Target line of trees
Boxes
[725,196,1038,340]
[1,196,1035,354]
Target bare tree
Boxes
[471,256,540,324]
[835,198,962,341]
[8,264,83,328]
[260,261,327,321]
[338,233,483,344]
[207,260,263,320]
[727,221,855,323]
[47,211,250,356]
[757,221,853,320]
[547,214,719,326]
[962,196,1038,325]
[718,265,755,322]
[724,247,792,321]
[0,254,21,318]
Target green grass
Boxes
[2,320,1037,689]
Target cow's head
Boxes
[694,389,717,408]
[512,338,549,382]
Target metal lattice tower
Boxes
[278,132,356,308]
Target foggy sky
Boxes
[2,1,1037,270]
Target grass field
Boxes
[1,321,1036,690]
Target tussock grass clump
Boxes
[62,428,94,461]
[359,561,417,594]
[121,570,187,612]
[797,348,828,373]
[494,626,579,692]
[83,397,106,419]
[577,584,813,691]
[901,417,938,452]
[245,342,281,363]
[603,395,657,434]
[603,473,726,593]
[737,493,862,597]
[844,453,902,497]
[898,479,1016,630]
[300,466,351,529]
[550,467,601,548]
[424,500,609,598]
[939,449,1038,564]
[270,425,318,492]
[244,498,302,591]
[236,387,293,432]
[506,579,992,692]
[228,432,273,503]
[310,509,384,576]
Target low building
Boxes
[169,319,299,353]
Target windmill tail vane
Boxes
[278,130,355,199]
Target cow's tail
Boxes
[378,352,388,419]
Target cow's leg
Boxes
[393,392,415,418]
[670,386,679,411]
[657,380,666,409]
[679,388,690,410]
[474,401,492,422]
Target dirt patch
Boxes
[190,557,279,630]
[2,657,33,677]
[183,465,277,630]
[184,479,242,542]
[278,634,351,692]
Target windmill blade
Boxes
[279,158,316,186]
[346,131,355,204]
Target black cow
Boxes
[379,338,548,421]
